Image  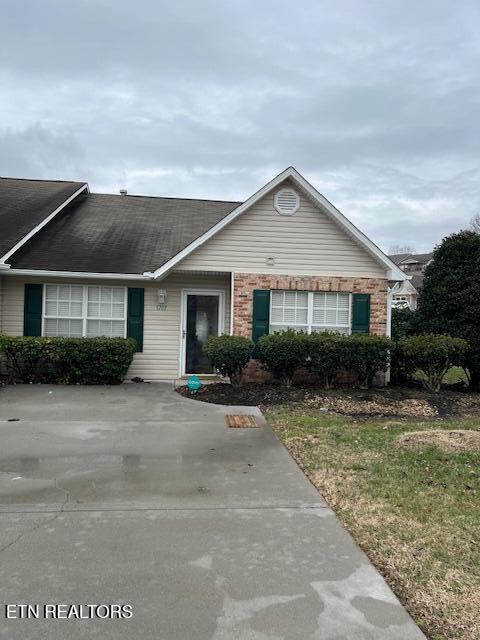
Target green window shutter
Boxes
[351,293,371,334]
[252,289,270,356]
[127,288,144,352]
[24,284,43,336]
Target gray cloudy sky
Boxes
[1,1,479,252]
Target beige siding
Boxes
[0,273,230,381]
[177,182,387,278]
[129,272,230,381]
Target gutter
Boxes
[2,269,153,281]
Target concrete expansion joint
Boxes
[0,504,329,515]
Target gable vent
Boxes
[274,188,300,215]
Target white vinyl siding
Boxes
[270,291,351,335]
[43,284,127,338]
[177,180,387,278]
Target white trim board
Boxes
[0,184,89,265]
[2,269,151,281]
[144,167,407,282]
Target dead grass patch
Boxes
[396,429,480,453]
[303,394,438,418]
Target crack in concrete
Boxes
[0,496,69,555]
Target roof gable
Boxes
[148,167,407,281]
[176,177,388,278]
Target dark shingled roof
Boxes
[404,252,433,263]
[388,253,411,265]
[0,177,85,258]
[388,252,433,266]
[9,192,242,273]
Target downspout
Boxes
[230,272,235,335]
[385,285,394,384]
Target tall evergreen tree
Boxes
[416,230,480,389]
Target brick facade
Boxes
[232,273,389,382]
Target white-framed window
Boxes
[43,284,127,338]
[269,290,351,335]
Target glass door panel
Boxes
[185,294,220,374]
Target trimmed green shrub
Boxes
[400,334,468,392]
[258,330,309,387]
[306,332,347,389]
[343,334,392,388]
[0,335,136,384]
[203,334,254,385]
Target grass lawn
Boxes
[266,407,480,640]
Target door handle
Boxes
[182,330,186,339]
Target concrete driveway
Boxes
[0,384,424,639]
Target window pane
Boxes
[270,307,284,323]
[58,301,70,316]
[312,293,325,324]
[87,319,125,337]
[112,303,125,319]
[44,318,82,337]
[100,288,112,303]
[312,292,350,331]
[45,284,58,300]
[70,301,83,316]
[325,308,337,323]
[88,287,100,302]
[112,288,124,303]
[44,284,84,319]
[271,290,307,325]
[271,291,284,306]
[71,285,83,301]
[87,287,125,320]
[58,285,70,300]
[45,300,58,316]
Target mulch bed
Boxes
[177,383,480,419]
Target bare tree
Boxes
[471,214,480,234]
[388,244,415,255]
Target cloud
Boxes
[1,0,479,251]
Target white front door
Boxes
[180,289,225,375]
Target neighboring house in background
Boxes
[388,252,433,309]
[0,167,407,381]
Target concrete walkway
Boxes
[0,384,425,639]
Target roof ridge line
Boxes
[90,192,243,204]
